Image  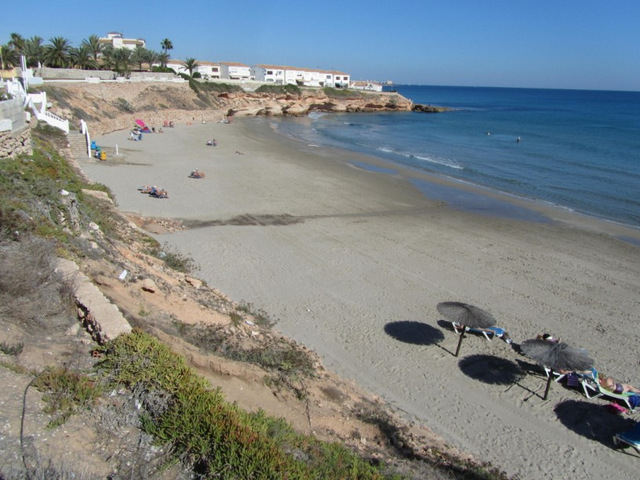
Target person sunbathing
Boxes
[536,333,560,343]
[599,375,640,395]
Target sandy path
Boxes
[83,118,640,479]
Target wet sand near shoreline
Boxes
[83,118,640,479]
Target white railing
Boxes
[38,110,69,133]
[80,119,91,157]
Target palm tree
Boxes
[108,47,132,76]
[157,52,169,70]
[70,44,97,70]
[8,33,26,55]
[130,46,147,71]
[183,57,199,77]
[160,38,173,56]
[142,49,159,71]
[81,34,104,63]
[44,36,72,68]
[23,36,45,68]
[0,44,20,71]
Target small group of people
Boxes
[189,169,205,179]
[129,129,143,141]
[138,185,169,199]
[163,120,175,128]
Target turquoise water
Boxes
[273,86,640,228]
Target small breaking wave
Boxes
[412,154,463,170]
[375,145,463,170]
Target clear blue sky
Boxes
[3,0,639,91]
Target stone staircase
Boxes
[64,129,95,183]
[67,130,90,161]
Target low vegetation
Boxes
[255,84,302,95]
[323,86,371,99]
[95,329,389,478]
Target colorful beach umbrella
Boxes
[436,301,497,357]
[135,119,146,127]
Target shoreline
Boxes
[265,116,640,244]
[84,118,640,479]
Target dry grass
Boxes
[0,236,76,328]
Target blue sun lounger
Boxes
[450,322,511,343]
[613,423,640,454]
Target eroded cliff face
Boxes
[42,82,413,135]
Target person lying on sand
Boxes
[537,333,560,343]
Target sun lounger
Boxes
[450,322,511,343]
[580,369,638,413]
[543,367,568,383]
[613,422,640,453]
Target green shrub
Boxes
[95,330,387,478]
[114,97,134,113]
[196,82,244,94]
[151,243,197,273]
[34,367,103,428]
[0,341,24,355]
[323,87,363,99]
[255,84,302,95]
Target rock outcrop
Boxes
[42,82,415,136]
[412,103,451,113]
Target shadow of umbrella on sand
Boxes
[521,338,594,400]
[436,302,497,357]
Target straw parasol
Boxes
[521,338,594,400]
[436,301,497,356]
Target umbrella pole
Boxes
[543,372,553,400]
[454,329,465,357]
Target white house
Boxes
[165,59,188,75]
[251,65,351,88]
[350,80,383,92]
[220,62,251,80]
[250,65,286,84]
[331,71,350,88]
[195,61,221,79]
[99,32,145,50]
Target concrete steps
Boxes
[67,130,90,161]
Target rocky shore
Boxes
[43,81,415,136]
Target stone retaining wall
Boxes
[0,97,27,130]
[36,67,177,82]
[0,125,32,159]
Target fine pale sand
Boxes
[83,118,640,479]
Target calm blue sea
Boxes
[272,85,640,228]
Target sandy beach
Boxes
[81,118,640,479]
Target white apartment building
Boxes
[195,61,221,79]
[165,59,187,75]
[219,62,251,80]
[99,32,145,50]
[251,65,350,88]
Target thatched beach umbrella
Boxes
[436,301,497,357]
[521,338,594,400]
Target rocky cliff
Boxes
[42,82,414,136]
